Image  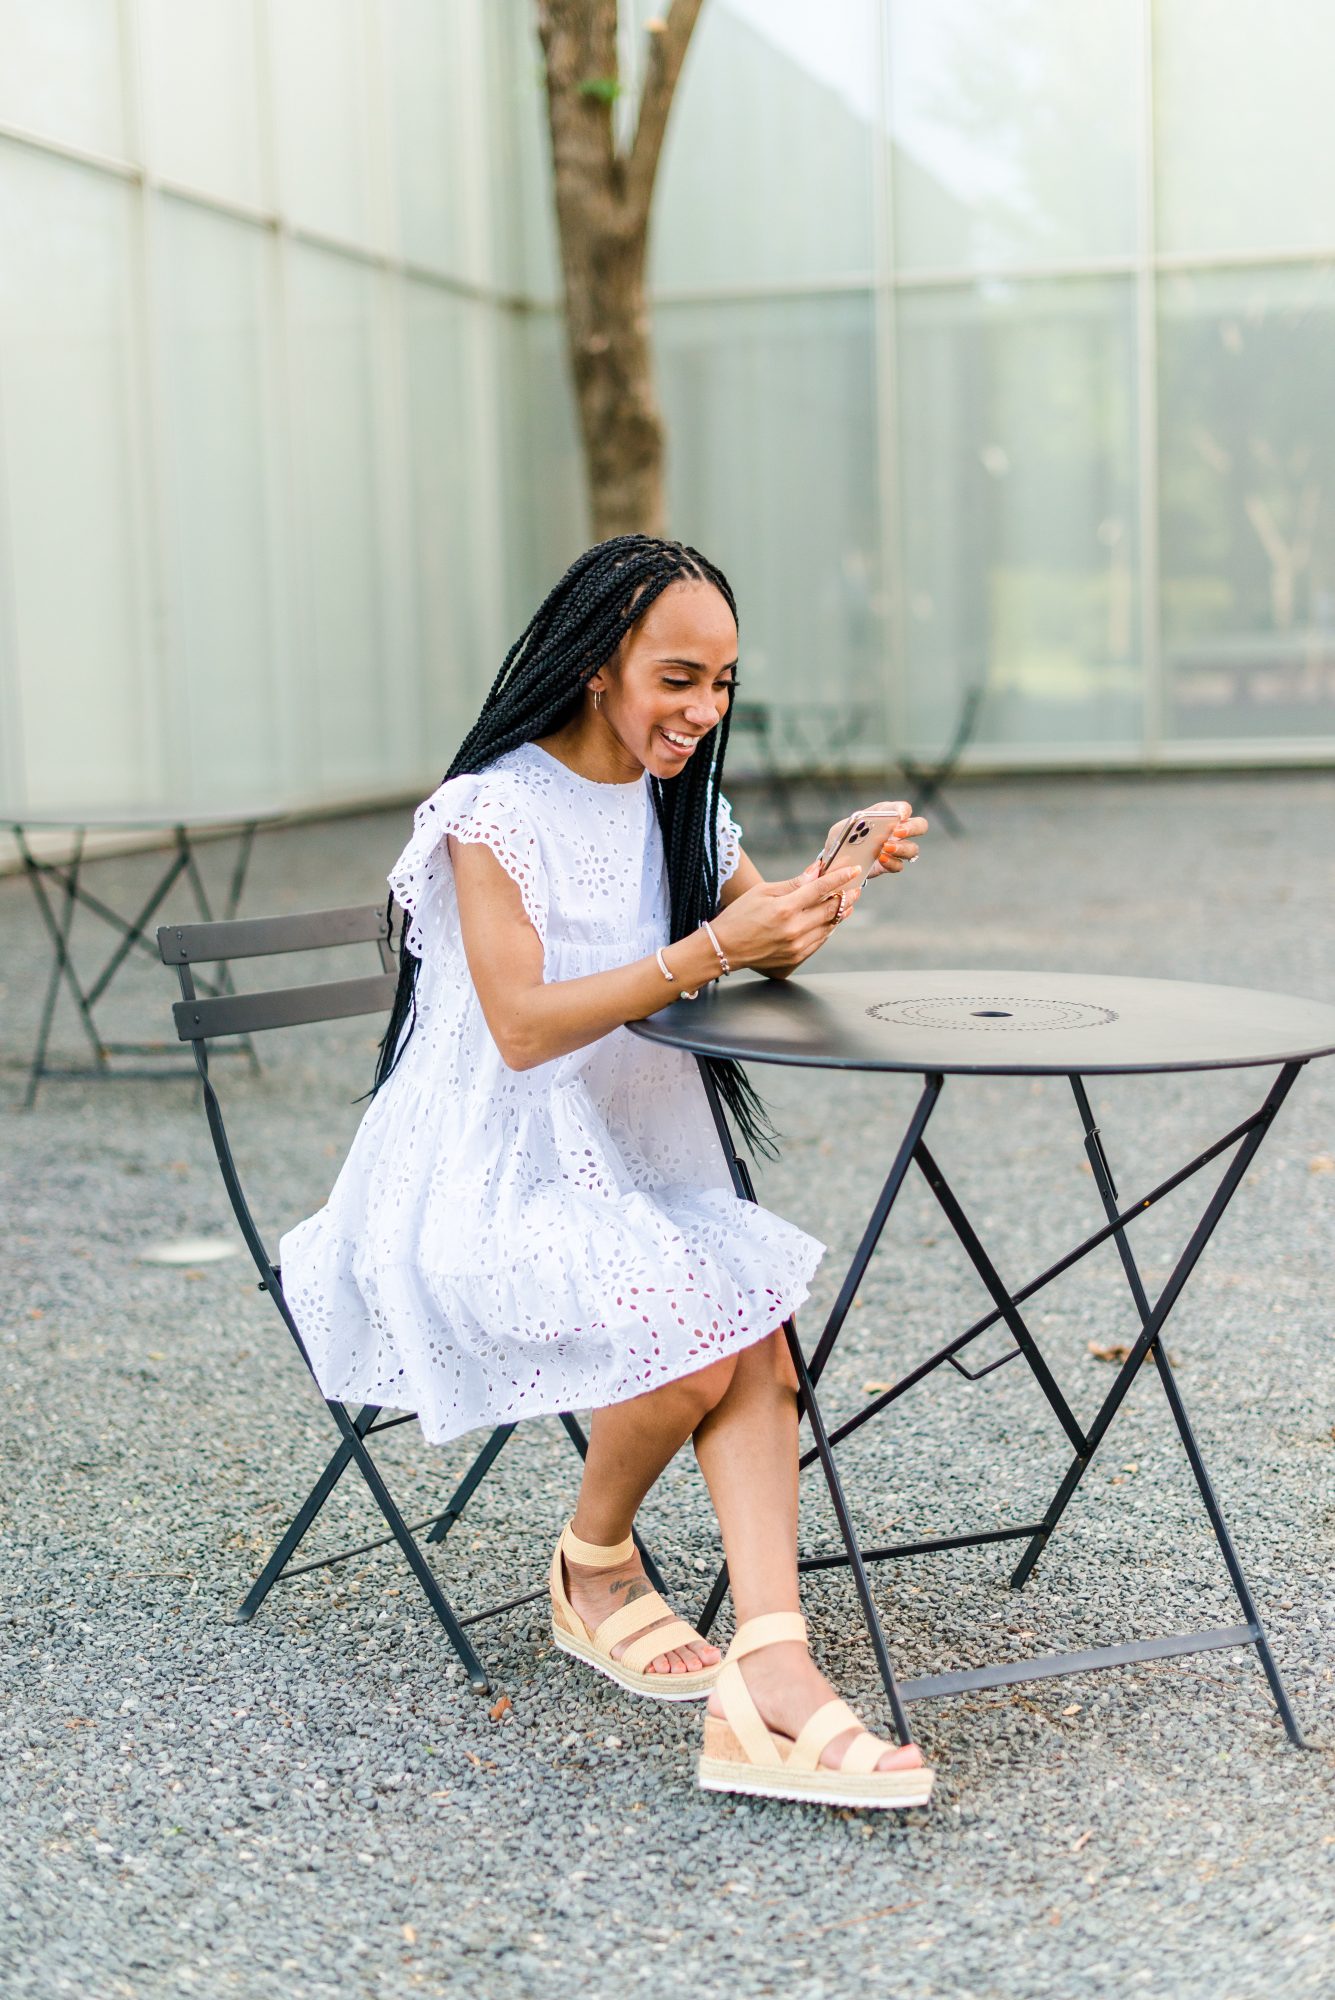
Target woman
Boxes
[281,535,932,1809]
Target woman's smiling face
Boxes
[589,580,738,781]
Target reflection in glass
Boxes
[0,148,149,809]
[159,198,283,804]
[656,294,885,771]
[897,279,1141,757]
[887,0,1139,273]
[1159,265,1335,744]
[651,0,875,291]
[1156,0,1335,257]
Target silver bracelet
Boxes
[655,945,698,1000]
[701,919,731,977]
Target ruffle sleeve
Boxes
[716,791,743,888]
[389,770,549,963]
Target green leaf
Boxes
[577,75,621,104]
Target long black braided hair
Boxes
[373,533,776,1157]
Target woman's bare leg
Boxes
[692,1325,922,1773]
[563,1357,736,1677]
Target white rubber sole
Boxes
[552,1625,719,1702]
[698,1754,935,1810]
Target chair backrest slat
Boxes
[157,904,388,966]
[173,972,397,1042]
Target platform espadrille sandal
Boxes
[549,1522,721,1701]
[697,1613,935,1809]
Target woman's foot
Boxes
[706,1637,923,1772]
[562,1545,721,1679]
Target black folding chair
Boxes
[158,902,667,1692]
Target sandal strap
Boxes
[619,1619,708,1675]
[727,1612,807,1662]
[715,1657,782,1768]
[592,1592,674,1651]
[841,1730,895,1777]
[787,1697,863,1773]
[561,1522,635,1568]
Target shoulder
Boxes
[411,747,550,834]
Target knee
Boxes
[757,1325,800,1400]
[677,1353,738,1423]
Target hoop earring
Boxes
[592,688,602,712]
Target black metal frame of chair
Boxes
[157,902,666,1693]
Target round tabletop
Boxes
[5,805,287,830]
[629,968,1335,1077]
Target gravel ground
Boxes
[2,769,1333,2000]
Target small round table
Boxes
[631,968,1335,1750]
[6,805,285,1105]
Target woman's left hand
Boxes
[861,800,927,878]
[815,801,927,923]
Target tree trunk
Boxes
[535,1,704,541]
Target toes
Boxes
[876,1744,924,1773]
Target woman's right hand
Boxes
[709,863,862,975]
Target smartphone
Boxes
[816,809,906,877]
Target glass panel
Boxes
[139,0,266,209]
[158,198,284,805]
[887,0,1140,273]
[287,246,395,794]
[655,292,886,773]
[0,148,153,809]
[1159,263,1335,746]
[404,282,512,760]
[386,0,513,289]
[649,0,876,290]
[507,0,563,305]
[269,0,381,248]
[0,0,126,160]
[896,278,1141,758]
[1156,1,1335,257]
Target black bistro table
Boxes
[6,805,283,1105]
[630,968,1335,1751]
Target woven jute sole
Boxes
[697,1715,934,1809]
[551,1623,720,1702]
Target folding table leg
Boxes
[914,1141,1089,1458]
[19,829,104,1106]
[1047,1074,1307,1745]
[1010,1062,1301,1624]
[783,1315,915,1746]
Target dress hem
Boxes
[311,1270,816,1449]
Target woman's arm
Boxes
[451,836,862,1071]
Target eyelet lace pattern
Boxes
[280,741,824,1445]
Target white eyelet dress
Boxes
[279,740,825,1445]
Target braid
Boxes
[373,534,775,1158]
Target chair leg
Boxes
[236,1405,378,1622]
[334,1406,490,1689]
[425,1424,517,1543]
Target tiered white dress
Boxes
[279,740,825,1445]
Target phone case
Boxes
[817,810,903,875]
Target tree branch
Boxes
[625,0,705,218]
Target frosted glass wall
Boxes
[3,0,1333,817]
[523,0,1335,769]
[0,0,524,817]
